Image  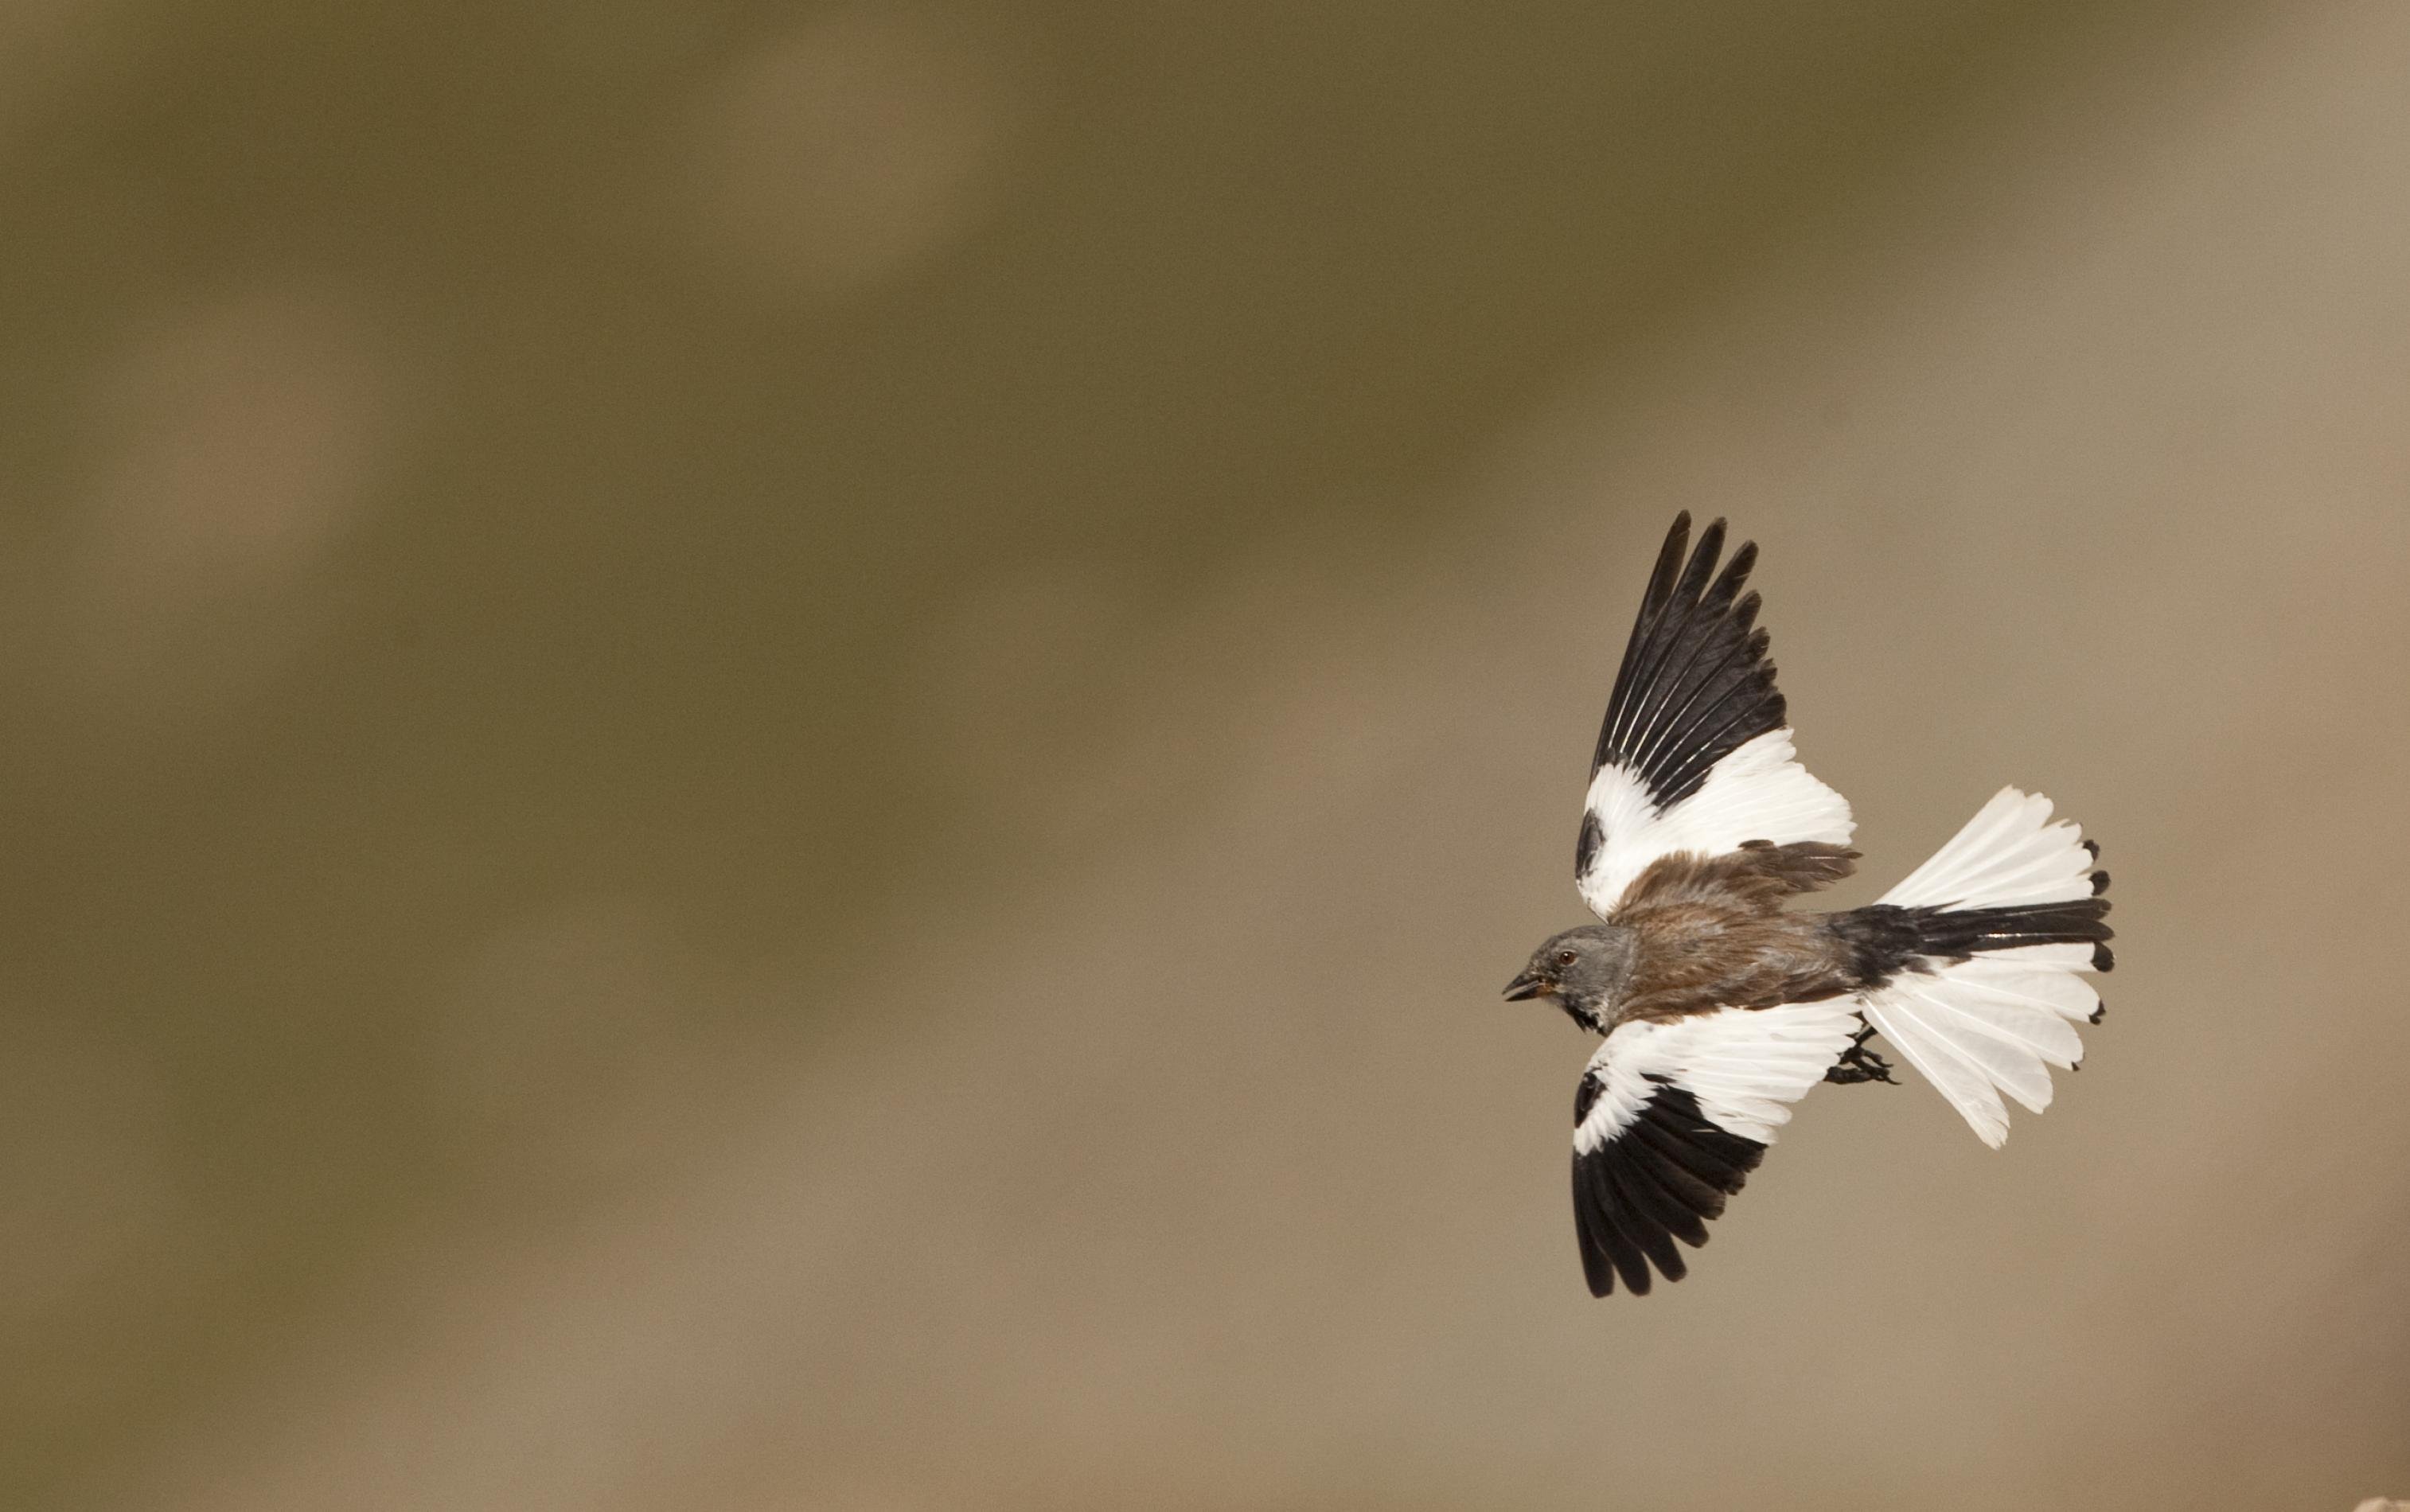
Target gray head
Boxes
[1503,925,1639,1032]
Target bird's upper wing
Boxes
[1575,514,1855,919]
[1570,1001,1857,1296]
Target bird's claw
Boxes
[1825,1023,1898,1085]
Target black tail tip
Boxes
[2092,943,2116,972]
[2090,869,2110,896]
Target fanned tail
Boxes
[1858,789,2114,1148]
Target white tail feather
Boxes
[1862,788,2105,1148]
[1880,788,2095,910]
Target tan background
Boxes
[3,0,2407,1507]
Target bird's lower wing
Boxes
[1575,514,1854,918]
[1571,1002,1858,1296]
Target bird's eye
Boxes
[1555,949,1577,967]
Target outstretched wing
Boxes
[1570,1002,1857,1296]
[1576,514,1855,919]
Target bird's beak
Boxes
[1503,969,1546,1001]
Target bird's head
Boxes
[1503,925,1638,1032]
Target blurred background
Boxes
[4,0,2408,1506]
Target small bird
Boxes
[1504,514,2113,1296]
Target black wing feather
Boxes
[1572,1077,1768,1299]
[1604,1158,1708,1255]
[1574,1154,1655,1296]
[1603,1164,1690,1285]
[1606,1149,1714,1248]
[1629,1115,1753,1194]
[1579,514,1789,880]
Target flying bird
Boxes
[1504,514,2113,1297]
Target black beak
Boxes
[1503,969,1546,1001]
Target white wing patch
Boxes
[1576,727,1856,918]
[1575,1000,1860,1152]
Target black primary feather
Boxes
[1580,515,1788,883]
[1572,1076,1766,1297]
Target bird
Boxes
[1503,513,2113,1297]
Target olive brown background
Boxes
[3,1,2407,1507]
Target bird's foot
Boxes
[1825,1025,1898,1085]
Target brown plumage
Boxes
[1602,839,2112,1027]
[1607,842,1874,1023]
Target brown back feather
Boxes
[1608,843,1865,1022]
